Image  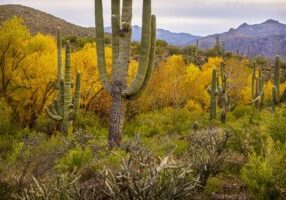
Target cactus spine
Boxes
[95,0,156,147]
[209,69,218,121]
[46,27,81,133]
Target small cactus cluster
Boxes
[46,27,81,133]
[252,61,264,109]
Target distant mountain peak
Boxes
[263,19,280,24]
[105,25,201,46]
[238,23,248,29]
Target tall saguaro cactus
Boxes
[218,62,228,123]
[274,55,281,97]
[46,27,81,133]
[252,66,264,109]
[209,69,218,121]
[95,0,156,147]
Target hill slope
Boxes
[0,4,95,37]
[1,4,286,58]
[194,19,286,58]
[105,25,200,46]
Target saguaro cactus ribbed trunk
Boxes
[95,0,156,147]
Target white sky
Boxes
[1,0,286,36]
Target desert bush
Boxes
[13,174,84,200]
[55,146,94,173]
[99,142,199,200]
[267,108,286,144]
[125,107,204,138]
[241,137,286,199]
[188,128,231,187]
[1,129,69,192]
[14,142,199,200]
[231,105,254,119]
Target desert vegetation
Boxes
[0,0,286,199]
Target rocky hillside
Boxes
[105,25,200,46]
[195,19,286,58]
[0,4,95,37]
[1,4,285,58]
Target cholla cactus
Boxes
[46,27,81,133]
[95,0,156,147]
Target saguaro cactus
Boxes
[272,86,279,111]
[95,0,156,147]
[214,36,222,56]
[46,28,81,133]
[209,69,218,121]
[272,55,286,106]
[252,67,264,109]
[274,55,281,97]
[251,62,256,98]
[218,62,228,123]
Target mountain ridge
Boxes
[0,4,286,58]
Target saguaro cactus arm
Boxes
[111,0,120,69]
[95,0,111,92]
[125,15,156,100]
[122,0,153,98]
[57,27,63,83]
[46,106,63,121]
[73,72,81,113]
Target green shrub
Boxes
[231,105,253,119]
[241,137,286,199]
[74,112,108,144]
[55,146,94,172]
[125,107,204,138]
[34,114,57,135]
[203,177,223,198]
[267,110,286,144]
[0,98,17,136]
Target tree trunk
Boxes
[109,83,127,148]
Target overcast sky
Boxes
[1,0,286,36]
